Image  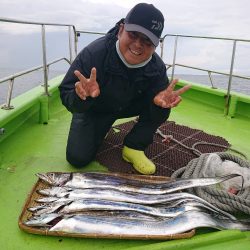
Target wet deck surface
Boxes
[0,88,250,250]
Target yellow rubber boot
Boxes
[122,146,156,175]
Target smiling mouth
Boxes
[129,48,142,56]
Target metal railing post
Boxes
[41,24,49,96]
[1,79,15,110]
[160,38,164,59]
[75,33,78,57]
[208,71,216,89]
[225,40,237,115]
[171,36,179,81]
[68,26,73,63]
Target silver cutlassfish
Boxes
[24,210,250,235]
[36,172,241,195]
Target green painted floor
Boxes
[0,84,250,250]
[171,97,250,159]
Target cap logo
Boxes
[151,20,163,31]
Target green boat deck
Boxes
[0,76,250,249]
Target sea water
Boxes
[0,68,249,105]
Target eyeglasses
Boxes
[127,31,154,47]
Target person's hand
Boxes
[153,79,191,108]
[74,67,100,100]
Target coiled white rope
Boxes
[171,152,250,215]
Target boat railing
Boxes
[0,17,76,109]
[1,18,249,115]
[165,63,250,89]
[160,34,250,114]
[74,30,106,52]
[0,57,71,110]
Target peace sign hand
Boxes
[153,79,191,108]
[74,67,100,100]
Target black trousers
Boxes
[66,99,170,167]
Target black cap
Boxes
[124,3,164,47]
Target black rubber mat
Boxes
[96,120,230,176]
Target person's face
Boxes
[118,24,156,65]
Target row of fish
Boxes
[24,172,250,237]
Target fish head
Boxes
[36,173,70,186]
[24,213,61,227]
[35,196,60,203]
[37,187,71,197]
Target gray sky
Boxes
[0,0,250,75]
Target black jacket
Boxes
[59,25,169,114]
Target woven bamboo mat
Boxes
[96,120,230,176]
[18,172,195,240]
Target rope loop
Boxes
[171,152,250,214]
